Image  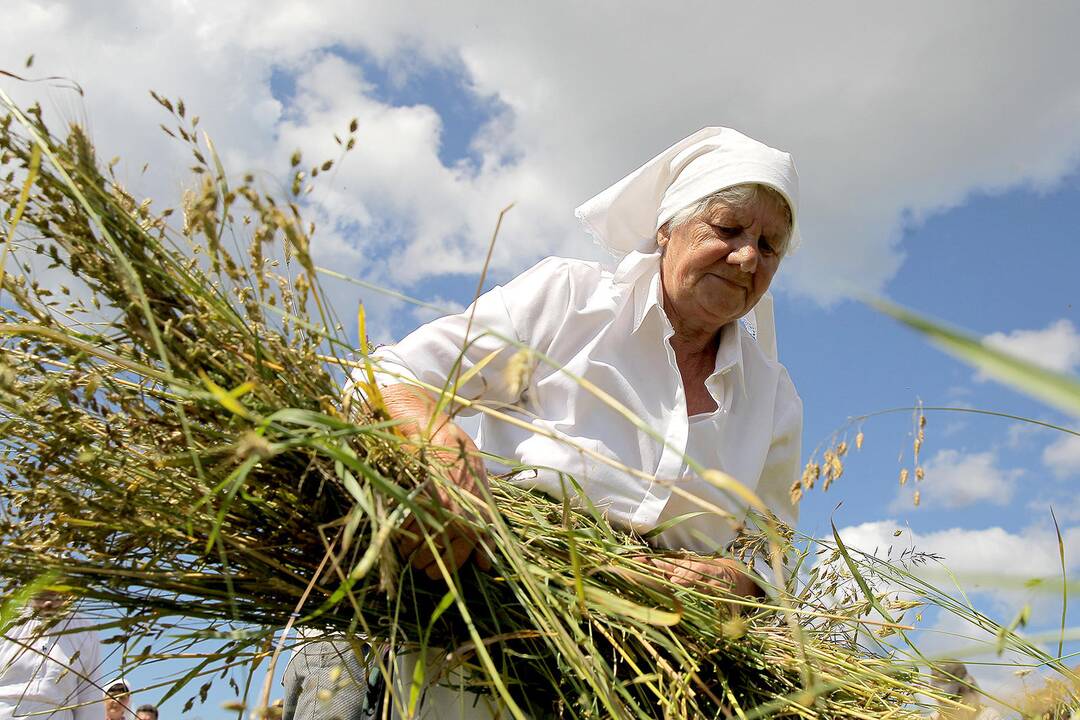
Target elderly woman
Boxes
[0,592,101,720]
[356,127,802,718]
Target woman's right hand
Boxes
[380,384,493,580]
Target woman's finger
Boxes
[416,550,441,580]
[451,460,496,521]
[413,520,475,575]
[423,558,444,581]
[403,489,464,541]
[420,534,470,580]
[635,557,680,586]
[410,532,444,571]
[442,533,475,572]
[649,558,687,585]
[473,541,493,571]
[397,515,424,558]
[670,563,697,587]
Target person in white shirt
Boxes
[0,592,101,720]
[927,662,1003,720]
[101,680,131,720]
[362,126,804,717]
[134,702,159,720]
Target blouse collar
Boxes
[617,250,748,406]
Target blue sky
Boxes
[792,173,1080,531]
[3,1,1080,714]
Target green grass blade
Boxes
[831,521,897,626]
[0,573,57,634]
[871,298,1080,417]
[0,143,39,300]
[1051,507,1067,661]
[581,586,682,627]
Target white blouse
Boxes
[0,613,101,720]
[368,250,801,554]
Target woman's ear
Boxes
[656,222,670,249]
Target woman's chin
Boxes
[692,291,743,325]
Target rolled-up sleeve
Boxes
[362,257,579,416]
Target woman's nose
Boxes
[727,238,759,273]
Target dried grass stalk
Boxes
[0,87,1002,718]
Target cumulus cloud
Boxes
[1005,421,1047,450]
[833,520,1080,587]
[832,520,1079,706]
[983,319,1080,375]
[913,611,1036,706]
[4,0,1080,309]
[263,51,575,286]
[890,449,1022,511]
[1042,434,1080,478]
[1027,492,1080,524]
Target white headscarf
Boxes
[574,127,801,360]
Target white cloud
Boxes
[1026,493,1080,524]
[913,611,1039,708]
[1005,421,1045,449]
[262,52,576,287]
[940,420,968,438]
[944,385,977,403]
[839,520,1079,580]
[983,319,1080,375]
[890,449,1021,511]
[4,1,1080,308]
[833,521,1080,708]
[1042,434,1080,478]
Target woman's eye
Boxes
[713,225,740,236]
[759,238,777,256]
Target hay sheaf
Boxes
[0,88,960,719]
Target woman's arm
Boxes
[381,383,492,579]
[355,259,585,578]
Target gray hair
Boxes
[662,183,795,257]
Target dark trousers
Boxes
[281,640,384,720]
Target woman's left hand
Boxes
[642,555,763,599]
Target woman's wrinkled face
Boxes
[657,194,788,335]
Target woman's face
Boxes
[657,194,787,336]
[30,591,66,615]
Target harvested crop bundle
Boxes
[0,88,964,719]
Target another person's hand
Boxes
[641,554,762,599]
[381,384,493,580]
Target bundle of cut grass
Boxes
[0,87,968,719]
